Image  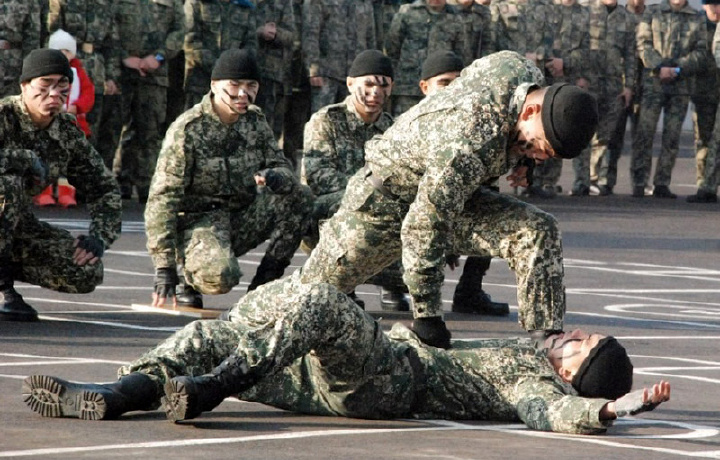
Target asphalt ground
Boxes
[2,134,719,459]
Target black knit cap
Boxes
[348,50,394,79]
[20,48,73,84]
[421,50,464,81]
[211,49,260,81]
[702,0,720,5]
[541,83,598,159]
[572,337,634,400]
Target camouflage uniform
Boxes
[116,0,185,200]
[697,22,720,194]
[183,0,259,109]
[0,1,41,98]
[121,274,610,434]
[457,2,494,62]
[303,0,376,114]
[145,94,311,295]
[491,0,554,62]
[255,0,295,142]
[298,52,565,331]
[47,0,122,145]
[630,0,707,190]
[587,2,638,191]
[385,1,467,116]
[0,96,121,292]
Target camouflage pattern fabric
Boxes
[457,2,494,63]
[120,274,609,433]
[183,0,259,100]
[384,1,466,98]
[0,1,41,98]
[697,24,720,193]
[631,0,706,188]
[490,0,554,65]
[299,52,566,331]
[0,95,120,291]
[145,94,310,293]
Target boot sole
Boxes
[161,378,197,422]
[22,375,107,420]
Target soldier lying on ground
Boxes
[23,272,669,435]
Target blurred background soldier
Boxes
[631,0,707,199]
[0,1,41,98]
[115,0,185,204]
[491,0,554,67]
[384,0,466,116]
[183,0,259,110]
[455,0,495,63]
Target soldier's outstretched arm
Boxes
[601,380,671,420]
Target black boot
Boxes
[411,317,452,349]
[22,372,158,420]
[247,256,290,291]
[176,284,203,309]
[451,257,509,316]
[380,287,410,311]
[0,266,39,322]
[162,354,257,422]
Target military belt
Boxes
[0,40,11,50]
[81,43,94,54]
[361,166,398,201]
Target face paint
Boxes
[350,75,392,120]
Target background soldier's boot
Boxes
[380,287,410,311]
[247,256,290,291]
[22,372,158,420]
[410,317,452,349]
[686,190,718,203]
[0,267,39,322]
[451,257,509,316]
[176,284,204,309]
[162,354,258,422]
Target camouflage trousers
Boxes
[697,102,720,193]
[0,176,103,292]
[533,157,562,188]
[595,100,641,188]
[179,186,312,295]
[690,95,719,186]
[95,94,123,170]
[587,92,627,186]
[256,78,287,143]
[310,78,348,114]
[300,173,566,331]
[117,79,167,192]
[120,273,421,419]
[630,89,689,188]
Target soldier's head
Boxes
[600,0,618,7]
[510,83,598,162]
[346,50,394,123]
[669,0,688,10]
[19,49,73,129]
[476,0,491,5]
[419,51,464,97]
[426,0,446,12]
[457,0,474,8]
[545,330,634,400]
[210,49,260,120]
[703,0,720,22]
[626,0,645,13]
[560,0,576,7]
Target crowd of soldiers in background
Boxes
[1,0,718,203]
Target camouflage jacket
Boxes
[637,0,707,95]
[301,96,393,198]
[0,96,121,248]
[550,2,590,83]
[0,1,41,93]
[302,0,376,81]
[48,0,122,88]
[491,0,554,65]
[690,15,718,102]
[256,0,295,90]
[456,2,494,63]
[116,0,185,88]
[361,51,542,315]
[587,2,637,95]
[385,1,466,96]
[183,0,259,93]
[145,93,297,268]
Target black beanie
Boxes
[702,0,720,5]
[20,49,73,84]
[541,83,598,159]
[211,49,260,81]
[421,50,464,81]
[572,337,633,400]
[348,50,394,79]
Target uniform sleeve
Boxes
[623,14,638,89]
[273,0,296,49]
[242,6,259,54]
[103,4,122,83]
[162,0,186,60]
[301,111,347,196]
[24,2,42,56]
[257,115,297,194]
[676,16,707,75]
[637,10,663,71]
[302,0,323,77]
[715,25,720,68]
[184,0,213,76]
[515,378,613,434]
[47,0,63,34]
[384,8,404,64]
[479,7,495,58]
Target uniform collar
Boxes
[659,0,696,14]
[12,95,63,140]
[344,96,393,132]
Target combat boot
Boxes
[380,287,410,311]
[162,354,258,422]
[686,190,718,203]
[411,317,452,349]
[0,267,39,322]
[653,185,677,199]
[451,257,509,316]
[176,284,204,309]
[22,372,158,420]
[247,256,290,291]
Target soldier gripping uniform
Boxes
[115,0,185,203]
[0,50,121,322]
[298,51,598,348]
[145,50,311,310]
[0,1,42,98]
[183,0,259,109]
[24,273,671,430]
[630,0,707,199]
[384,0,467,116]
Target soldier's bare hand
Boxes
[506,165,529,188]
[619,87,633,108]
[254,174,266,186]
[309,76,325,87]
[140,55,161,73]
[658,67,676,83]
[105,80,120,95]
[72,238,100,266]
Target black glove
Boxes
[153,267,179,300]
[411,317,452,349]
[256,169,283,191]
[614,389,662,417]
[445,254,460,270]
[76,235,105,258]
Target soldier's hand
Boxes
[104,80,119,95]
[28,155,48,188]
[152,267,179,308]
[73,235,105,266]
[309,76,325,87]
[658,67,676,84]
[611,381,671,418]
[506,165,529,188]
[446,254,460,271]
[619,87,633,108]
[254,169,283,191]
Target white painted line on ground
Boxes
[634,371,720,385]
